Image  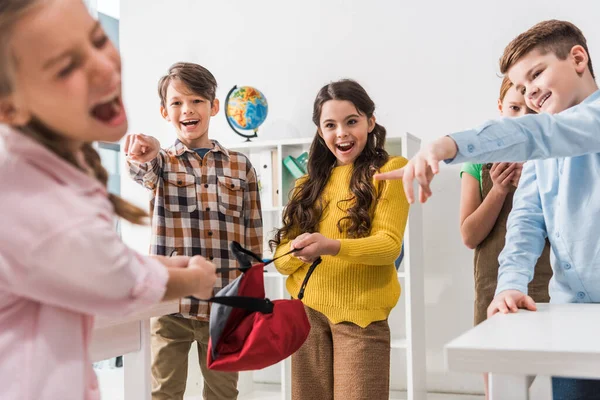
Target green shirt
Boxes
[460,162,483,194]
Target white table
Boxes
[91,301,179,399]
[445,303,600,400]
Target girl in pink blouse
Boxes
[0,0,217,399]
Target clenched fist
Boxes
[124,134,160,163]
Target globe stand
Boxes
[226,121,258,142]
[224,85,262,142]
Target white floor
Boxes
[227,384,484,400]
[96,366,483,400]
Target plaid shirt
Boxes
[128,139,263,320]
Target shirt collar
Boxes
[168,139,230,158]
[582,89,600,105]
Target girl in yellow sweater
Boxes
[272,79,410,400]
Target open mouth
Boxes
[91,95,124,125]
[181,120,199,129]
[336,142,355,153]
[538,92,551,109]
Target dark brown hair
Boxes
[158,62,218,108]
[0,0,147,224]
[500,19,594,78]
[271,79,389,249]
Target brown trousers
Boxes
[151,315,239,400]
[474,165,553,325]
[292,306,391,400]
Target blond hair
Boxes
[0,0,147,224]
[498,75,513,102]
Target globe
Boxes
[224,86,268,141]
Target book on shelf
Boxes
[283,152,308,179]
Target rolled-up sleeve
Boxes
[11,215,168,316]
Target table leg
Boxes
[489,373,533,400]
[124,319,152,400]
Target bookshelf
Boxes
[225,133,427,400]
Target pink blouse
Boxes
[0,126,168,399]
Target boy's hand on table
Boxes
[487,289,536,318]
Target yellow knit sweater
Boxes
[273,156,410,328]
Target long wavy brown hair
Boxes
[0,0,147,224]
[271,79,389,249]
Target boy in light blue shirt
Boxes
[377,20,600,399]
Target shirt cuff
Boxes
[495,270,530,297]
[130,254,169,306]
[337,239,352,259]
[127,156,158,171]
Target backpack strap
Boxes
[171,244,303,274]
[297,257,322,300]
[205,296,274,314]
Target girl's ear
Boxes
[497,98,503,115]
[367,115,376,133]
[0,96,31,126]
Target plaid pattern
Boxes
[128,139,263,320]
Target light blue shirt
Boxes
[449,89,600,303]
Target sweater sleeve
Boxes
[273,238,307,276]
[336,157,410,265]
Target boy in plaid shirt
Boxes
[125,62,263,400]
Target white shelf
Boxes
[262,206,284,213]
[225,137,313,151]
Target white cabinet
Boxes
[225,133,426,400]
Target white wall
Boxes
[97,0,119,19]
[119,0,600,395]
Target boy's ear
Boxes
[497,98,503,115]
[367,115,376,133]
[160,106,170,121]
[211,99,220,117]
[0,96,31,126]
[571,45,589,75]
